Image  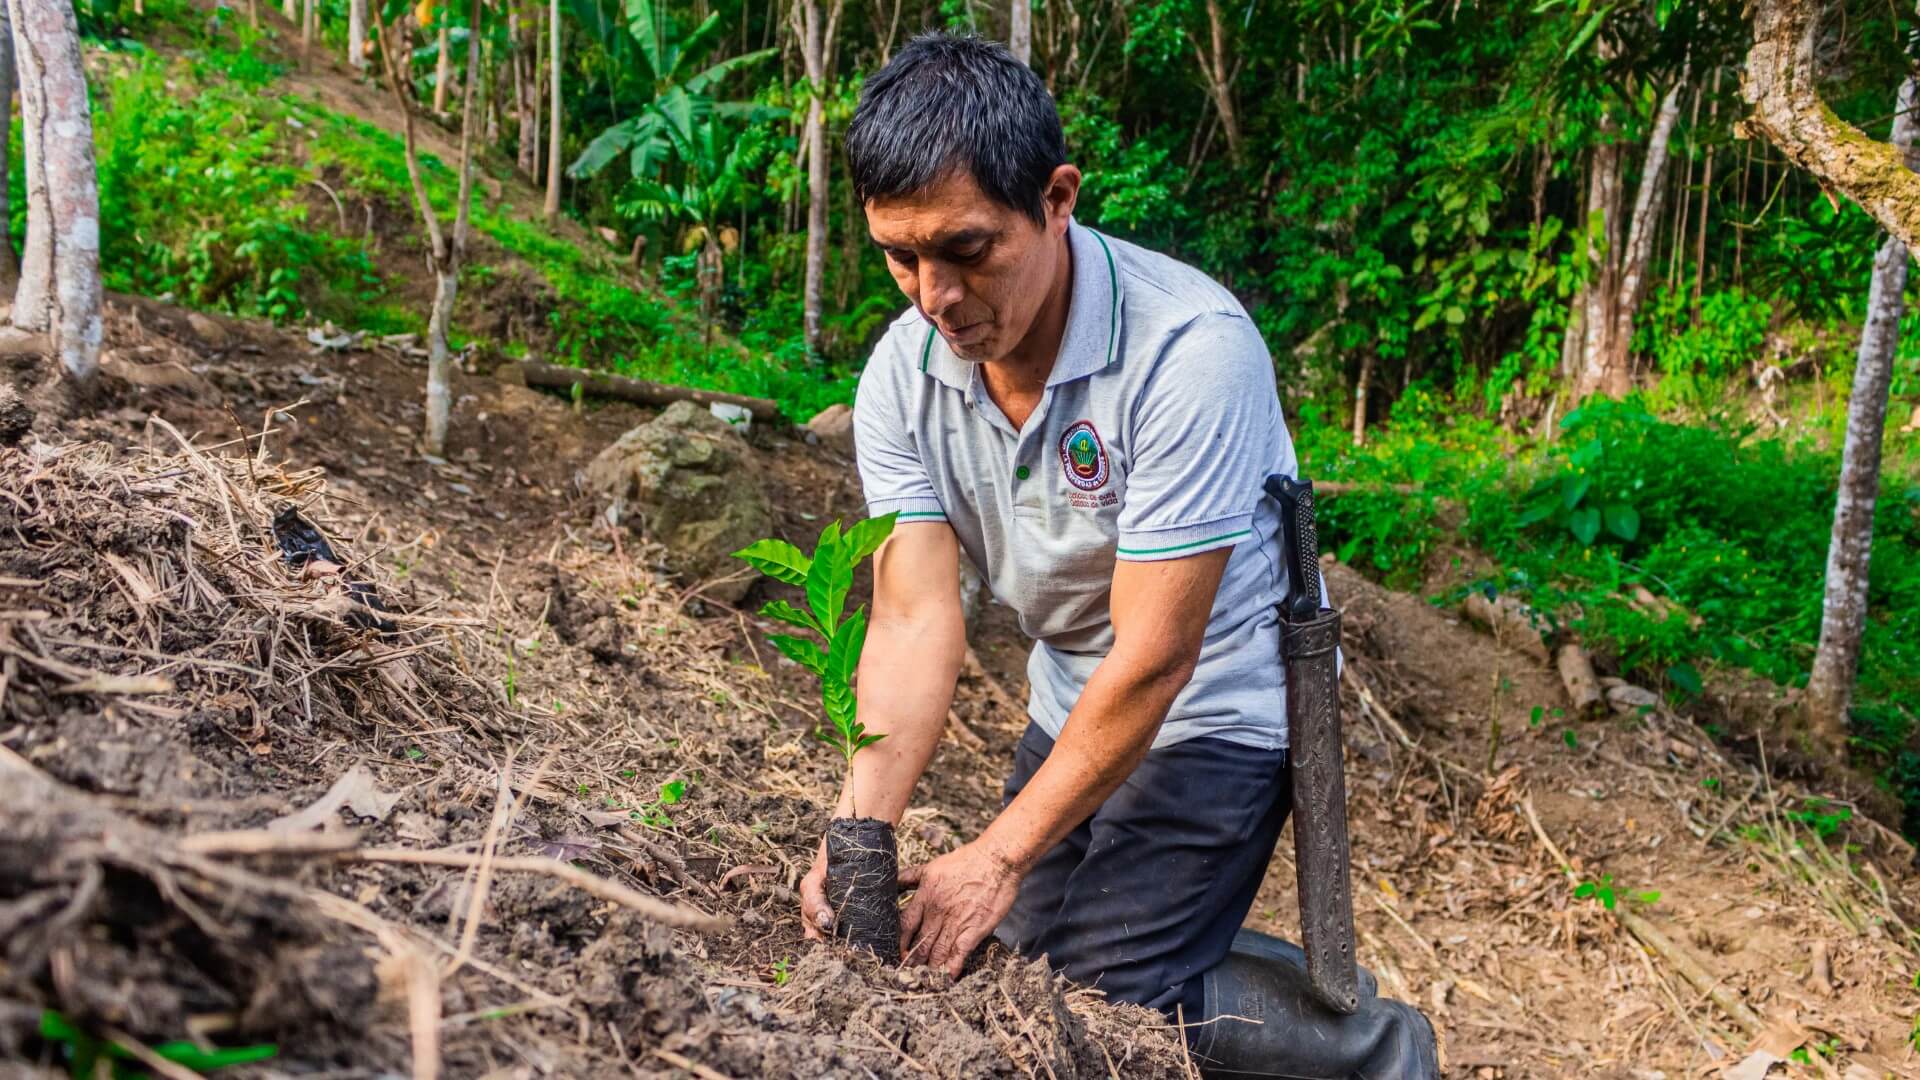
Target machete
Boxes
[1266,473,1360,1015]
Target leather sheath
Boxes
[1283,605,1360,1015]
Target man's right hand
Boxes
[800,839,833,939]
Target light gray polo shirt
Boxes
[853,220,1298,750]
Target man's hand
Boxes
[898,839,1023,976]
[800,839,833,939]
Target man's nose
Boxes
[917,262,966,321]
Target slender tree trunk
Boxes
[1804,75,1920,752]
[1351,350,1373,446]
[375,0,482,455]
[1693,68,1719,321]
[793,0,841,357]
[284,0,296,24]
[1009,0,1029,63]
[543,0,560,224]
[0,0,16,278]
[349,0,367,71]
[1188,0,1240,165]
[9,0,100,380]
[434,19,452,114]
[1578,78,1684,400]
[1576,135,1622,393]
[301,0,314,52]
[513,7,536,178]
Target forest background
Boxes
[39,0,1920,835]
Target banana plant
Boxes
[565,0,778,181]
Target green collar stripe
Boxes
[1092,230,1118,367]
[896,510,947,519]
[920,325,937,372]
[1116,530,1251,557]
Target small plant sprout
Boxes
[770,956,793,986]
[733,513,897,813]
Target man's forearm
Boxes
[975,645,1193,873]
[836,610,967,823]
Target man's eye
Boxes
[951,245,985,262]
[888,249,918,267]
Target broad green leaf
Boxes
[734,538,810,586]
[1561,473,1592,510]
[805,526,853,634]
[1666,662,1703,697]
[1603,503,1640,542]
[768,634,826,676]
[1568,506,1601,546]
[659,779,685,804]
[827,607,868,687]
[759,599,822,634]
[846,513,899,562]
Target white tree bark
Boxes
[1008,0,1029,64]
[348,0,367,71]
[1804,76,1920,750]
[1576,77,1683,400]
[542,0,560,224]
[10,0,100,381]
[9,0,49,327]
[512,6,536,178]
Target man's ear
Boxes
[1043,165,1082,233]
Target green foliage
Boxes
[733,515,897,765]
[88,53,381,323]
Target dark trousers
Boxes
[993,722,1292,1017]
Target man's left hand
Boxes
[898,839,1023,976]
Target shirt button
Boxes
[1015,465,1031,480]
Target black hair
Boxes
[845,32,1067,225]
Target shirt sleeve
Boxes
[1116,313,1280,562]
[853,336,948,522]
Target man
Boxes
[801,32,1439,1077]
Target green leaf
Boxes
[759,599,822,635]
[1666,662,1703,697]
[1561,473,1592,510]
[1603,503,1640,541]
[733,538,810,586]
[846,512,899,562]
[827,607,868,688]
[1568,506,1601,546]
[805,523,854,634]
[768,634,826,676]
[1562,728,1579,750]
[659,779,686,804]
[1631,890,1661,906]
[1564,6,1608,59]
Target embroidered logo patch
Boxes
[1059,420,1109,492]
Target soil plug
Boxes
[734,513,901,962]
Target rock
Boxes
[494,359,527,386]
[582,400,772,603]
[185,312,230,348]
[805,403,854,453]
[1606,683,1660,715]
[0,383,31,447]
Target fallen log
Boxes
[505,359,780,422]
[1555,642,1603,718]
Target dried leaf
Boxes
[269,766,402,833]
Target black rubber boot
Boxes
[1191,942,1439,1079]
[1228,929,1380,1002]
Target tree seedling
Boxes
[734,512,902,961]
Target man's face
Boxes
[866,168,1078,364]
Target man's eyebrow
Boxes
[868,228,998,251]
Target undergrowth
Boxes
[1303,396,1920,833]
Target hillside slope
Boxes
[1,291,1916,1076]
